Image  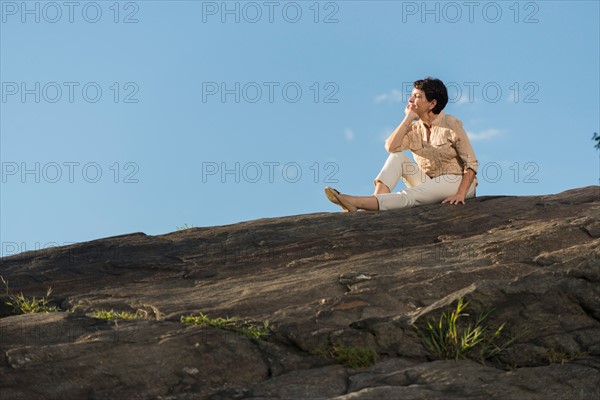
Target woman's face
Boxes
[409,89,436,115]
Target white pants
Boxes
[374,152,476,210]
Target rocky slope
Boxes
[0,186,599,400]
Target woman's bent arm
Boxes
[384,117,414,153]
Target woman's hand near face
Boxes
[384,104,417,153]
[404,103,419,122]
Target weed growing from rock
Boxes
[545,348,587,365]
[93,309,143,321]
[415,297,517,362]
[1,275,59,315]
[238,320,271,340]
[331,344,378,368]
[176,224,196,231]
[311,343,379,369]
[181,312,270,340]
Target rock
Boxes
[0,314,269,399]
[244,365,347,399]
[333,360,600,400]
[0,186,599,399]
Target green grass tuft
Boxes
[181,312,238,328]
[176,223,196,231]
[1,275,59,314]
[93,309,142,321]
[181,312,270,340]
[415,297,518,362]
[546,348,587,365]
[237,319,271,340]
[332,344,378,368]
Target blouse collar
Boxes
[420,111,445,129]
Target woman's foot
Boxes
[324,187,358,212]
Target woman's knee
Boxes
[373,180,391,193]
[388,151,412,163]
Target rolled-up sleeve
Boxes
[450,119,479,174]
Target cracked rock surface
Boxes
[1,186,599,399]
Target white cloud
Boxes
[374,89,406,103]
[344,128,354,141]
[506,91,519,103]
[455,96,471,105]
[466,129,503,142]
[450,94,481,105]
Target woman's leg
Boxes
[328,152,430,211]
[336,194,380,211]
[373,152,429,194]
[375,174,476,210]
[374,181,391,195]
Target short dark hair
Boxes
[413,77,448,114]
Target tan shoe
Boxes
[324,187,357,212]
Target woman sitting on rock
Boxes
[325,77,478,212]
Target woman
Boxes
[325,77,478,212]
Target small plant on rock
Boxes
[181,312,238,328]
[176,223,196,231]
[93,309,142,321]
[332,343,378,368]
[546,348,587,365]
[1,275,59,314]
[415,297,516,362]
[237,319,270,340]
[181,312,270,340]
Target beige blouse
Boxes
[397,111,479,181]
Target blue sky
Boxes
[1,0,599,256]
